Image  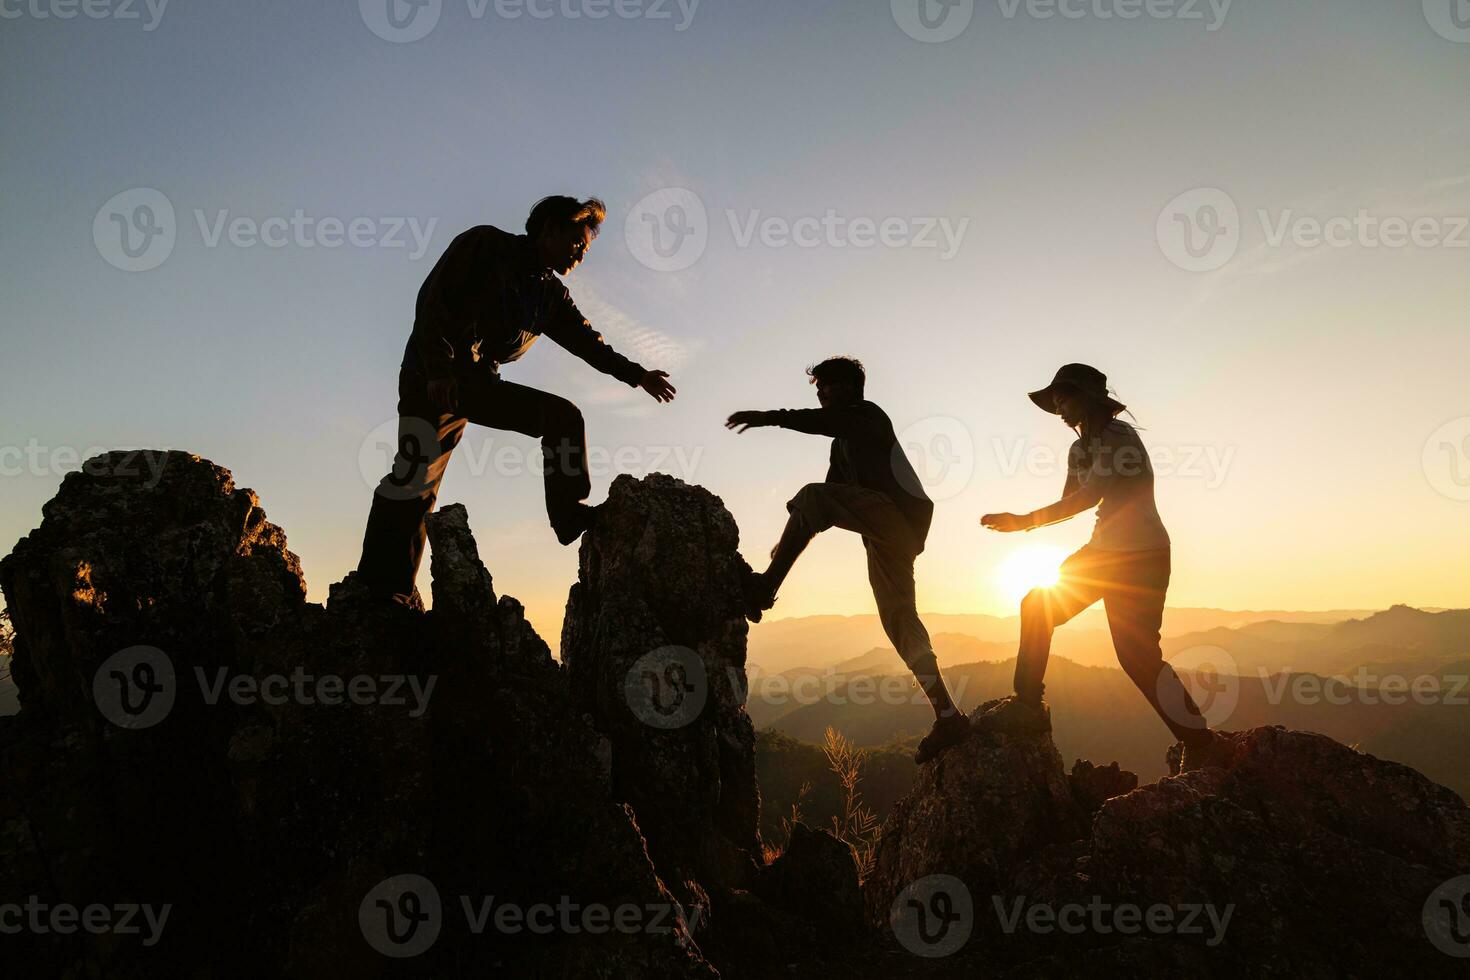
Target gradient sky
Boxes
[3,0,1468,647]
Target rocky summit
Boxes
[1,451,1467,978]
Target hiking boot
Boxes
[741,568,776,623]
[1179,732,1233,773]
[972,695,1052,736]
[554,503,598,546]
[913,713,973,765]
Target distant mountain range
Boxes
[749,605,1470,801]
[747,606,1388,676]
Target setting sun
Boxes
[996,545,1068,604]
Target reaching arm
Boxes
[725,405,872,437]
[542,288,647,388]
[1024,439,1115,528]
[982,437,1113,533]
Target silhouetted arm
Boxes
[541,286,647,387]
[759,406,874,438]
[1025,439,1113,528]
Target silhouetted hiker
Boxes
[980,364,1230,770]
[357,196,677,602]
[726,357,970,765]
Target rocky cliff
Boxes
[1,452,1467,978]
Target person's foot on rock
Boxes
[554,503,598,546]
[913,713,973,765]
[1179,731,1234,772]
[741,568,776,623]
[972,695,1052,736]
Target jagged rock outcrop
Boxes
[864,704,1470,977]
[561,473,763,906]
[0,452,713,978]
[5,452,1466,978]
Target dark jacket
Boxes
[402,225,646,386]
[761,400,934,552]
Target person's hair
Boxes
[525,196,607,240]
[807,356,866,396]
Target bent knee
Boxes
[787,482,827,510]
[544,396,584,430]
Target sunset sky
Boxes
[3,1,1468,645]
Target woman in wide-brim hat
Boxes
[979,364,1230,770]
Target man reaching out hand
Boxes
[358,196,676,602]
[726,357,969,765]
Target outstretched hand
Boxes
[725,411,766,434]
[981,512,1031,533]
[639,370,677,403]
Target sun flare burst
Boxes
[995,545,1068,605]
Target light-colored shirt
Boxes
[1027,420,1171,552]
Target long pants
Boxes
[773,483,938,678]
[1014,545,1208,744]
[357,362,589,596]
